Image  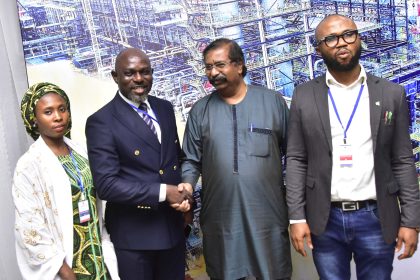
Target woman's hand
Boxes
[58,261,77,280]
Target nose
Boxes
[53,110,63,121]
[133,72,144,82]
[208,66,220,77]
[336,35,347,47]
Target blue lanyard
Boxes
[128,103,159,123]
[62,147,85,195]
[328,84,364,144]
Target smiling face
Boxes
[34,92,70,143]
[111,48,153,103]
[315,15,361,72]
[204,44,244,94]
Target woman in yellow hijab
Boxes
[13,82,119,280]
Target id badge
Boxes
[338,144,353,167]
[78,200,91,223]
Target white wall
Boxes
[0,1,29,279]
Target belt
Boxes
[331,200,376,211]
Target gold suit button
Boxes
[173,165,177,170]
[159,170,164,175]
[134,150,140,156]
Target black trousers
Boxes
[210,277,290,280]
[115,240,185,280]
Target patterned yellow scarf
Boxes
[21,82,72,140]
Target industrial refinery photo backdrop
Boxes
[17,0,420,279]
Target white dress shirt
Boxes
[327,65,376,201]
[290,65,376,224]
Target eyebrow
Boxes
[41,103,66,110]
[324,29,356,36]
[205,59,228,64]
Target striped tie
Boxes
[138,102,157,136]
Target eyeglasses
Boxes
[203,60,234,72]
[317,29,359,48]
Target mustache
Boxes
[209,74,227,85]
[336,47,349,53]
[132,84,148,89]
[335,47,351,56]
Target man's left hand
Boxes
[395,226,419,260]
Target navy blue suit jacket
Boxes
[86,93,184,250]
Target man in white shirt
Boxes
[286,14,420,279]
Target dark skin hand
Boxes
[396,227,419,260]
[58,261,76,280]
[166,184,194,205]
[290,223,313,257]
[183,210,193,225]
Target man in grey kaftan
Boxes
[181,38,292,280]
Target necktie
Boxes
[138,102,157,136]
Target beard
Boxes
[322,44,362,72]
[128,92,148,103]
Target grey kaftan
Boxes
[182,85,292,279]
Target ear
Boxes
[111,70,118,84]
[315,46,321,55]
[237,61,244,75]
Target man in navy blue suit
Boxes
[86,48,192,280]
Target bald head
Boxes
[314,13,361,78]
[114,48,150,72]
[111,48,153,103]
[315,14,356,42]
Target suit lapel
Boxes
[111,93,160,152]
[366,73,382,154]
[313,75,333,151]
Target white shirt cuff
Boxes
[290,219,307,224]
[159,184,166,202]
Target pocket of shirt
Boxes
[248,128,272,157]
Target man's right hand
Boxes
[290,223,313,257]
[166,184,193,212]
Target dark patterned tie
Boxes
[138,102,157,136]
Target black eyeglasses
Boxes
[317,29,359,48]
[203,60,234,72]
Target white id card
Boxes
[338,144,353,167]
[78,200,91,223]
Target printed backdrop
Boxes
[17,0,420,279]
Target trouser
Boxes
[115,240,185,280]
[312,201,395,280]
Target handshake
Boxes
[166,183,194,212]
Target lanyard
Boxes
[128,103,159,123]
[62,147,86,199]
[328,84,364,144]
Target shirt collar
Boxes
[326,64,367,89]
[118,91,150,109]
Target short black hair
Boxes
[202,38,247,77]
